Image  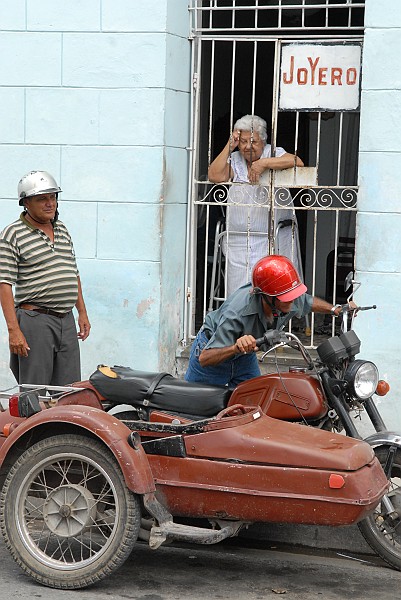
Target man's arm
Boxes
[0,282,30,356]
[199,334,257,367]
[75,276,91,341]
[311,296,342,317]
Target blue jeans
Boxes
[184,329,261,387]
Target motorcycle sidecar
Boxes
[0,400,388,590]
[136,405,388,528]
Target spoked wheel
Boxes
[0,434,141,589]
[358,446,401,570]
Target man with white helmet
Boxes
[0,170,90,385]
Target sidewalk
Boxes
[241,521,373,556]
[2,534,398,600]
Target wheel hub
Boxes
[59,505,72,518]
[43,484,97,538]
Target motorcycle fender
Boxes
[0,405,155,495]
[364,431,401,450]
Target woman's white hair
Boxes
[233,114,267,142]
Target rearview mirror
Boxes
[344,271,354,292]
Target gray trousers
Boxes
[11,309,81,385]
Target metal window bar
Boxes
[337,112,343,186]
[184,37,203,342]
[332,207,340,336]
[207,40,215,168]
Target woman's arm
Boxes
[248,152,304,183]
[268,152,304,169]
[208,131,241,183]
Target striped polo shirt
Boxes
[0,213,79,313]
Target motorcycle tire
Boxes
[358,446,401,570]
[0,434,141,589]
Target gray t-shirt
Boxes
[203,283,313,349]
[0,214,79,312]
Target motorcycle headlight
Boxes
[344,360,379,400]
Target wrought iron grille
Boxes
[189,1,365,36]
[184,1,365,348]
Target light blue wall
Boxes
[356,0,401,428]
[4,0,399,436]
[0,0,190,388]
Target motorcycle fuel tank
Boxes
[229,371,327,420]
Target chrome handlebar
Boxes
[256,331,314,368]
[339,304,376,333]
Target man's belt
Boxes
[18,303,69,319]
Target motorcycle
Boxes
[0,382,390,590]
[0,275,399,588]
[55,272,400,573]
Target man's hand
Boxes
[199,333,257,367]
[77,312,91,341]
[234,334,257,354]
[333,300,358,317]
[9,329,30,357]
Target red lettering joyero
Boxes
[283,55,357,86]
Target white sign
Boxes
[279,43,362,111]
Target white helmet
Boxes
[18,171,61,206]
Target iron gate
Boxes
[184,1,365,347]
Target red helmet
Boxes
[252,255,307,302]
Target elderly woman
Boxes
[208,114,304,297]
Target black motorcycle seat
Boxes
[89,365,231,417]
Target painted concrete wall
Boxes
[1,0,400,439]
[356,0,401,431]
[0,0,190,389]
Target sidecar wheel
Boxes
[0,434,141,589]
[358,446,401,570]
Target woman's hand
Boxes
[230,129,240,151]
[247,159,267,184]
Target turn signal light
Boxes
[9,394,20,417]
[9,391,41,418]
[329,474,345,489]
[376,380,390,396]
[3,422,19,437]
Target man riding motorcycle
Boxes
[185,255,343,387]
